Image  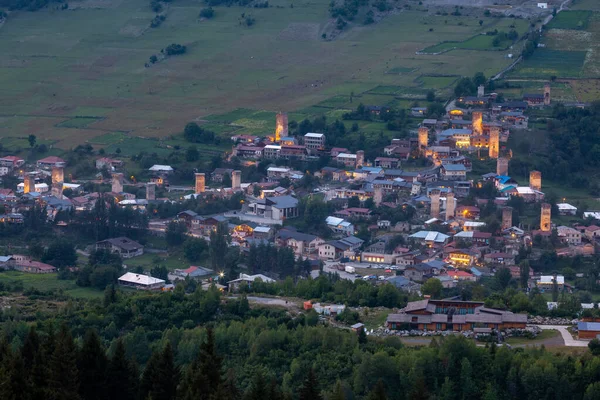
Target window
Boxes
[411,317,418,323]
[436,323,442,330]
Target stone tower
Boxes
[51,166,64,184]
[23,174,35,194]
[445,192,456,221]
[232,170,241,190]
[146,183,156,201]
[195,173,205,194]
[502,207,513,230]
[411,178,422,196]
[429,189,441,219]
[496,157,509,176]
[489,126,500,159]
[111,173,123,193]
[472,111,483,135]
[529,170,542,191]
[477,85,485,98]
[544,83,551,106]
[540,203,551,232]
[418,127,428,150]
[373,185,383,207]
[51,182,63,198]
[356,150,365,168]
[275,112,288,142]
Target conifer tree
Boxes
[367,379,388,400]
[107,340,137,400]
[150,343,178,400]
[139,351,160,400]
[179,327,222,400]
[330,380,346,400]
[243,372,268,400]
[48,325,80,400]
[78,330,108,400]
[298,368,322,400]
[3,352,28,400]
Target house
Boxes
[0,256,13,269]
[557,226,582,245]
[267,167,290,181]
[374,157,401,169]
[96,158,124,170]
[14,260,57,274]
[408,231,450,246]
[149,165,174,174]
[334,207,372,219]
[318,240,351,260]
[211,168,234,183]
[557,203,577,216]
[118,272,165,290]
[37,156,66,169]
[276,229,324,257]
[233,144,264,159]
[312,303,345,316]
[537,275,565,291]
[404,263,440,282]
[177,210,199,227]
[195,216,228,235]
[336,153,358,167]
[484,252,516,266]
[584,225,600,241]
[448,249,478,266]
[385,276,421,292]
[523,93,545,106]
[173,266,213,279]
[411,107,427,116]
[442,270,475,282]
[250,195,298,221]
[0,213,24,224]
[537,2,548,9]
[440,164,467,181]
[253,226,273,239]
[96,237,144,258]
[304,133,326,150]
[386,299,527,332]
[0,156,25,169]
[228,273,275,292]
[325,216,354,236]
[351,323,365,332]
[577,322,600,339]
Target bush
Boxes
[199,7,214,19]
[163,43,187,56]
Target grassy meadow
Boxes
[0,0,527,150]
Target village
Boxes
[1,80,600,345]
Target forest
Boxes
[1,282,600,400]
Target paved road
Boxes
[536,324,590,347]
[312,261,357,282]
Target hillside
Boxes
[0,0,530,149]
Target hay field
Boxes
[0,0,522,149]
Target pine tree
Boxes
[298,369,322,400]
[139,351,160,400]
[150,343,178,400]
[107,340,137,400]
[243,372,268,400]
[330,381,346,400]
[179,327,222,400]
[48,325,80,400]
[358,328,367,344]
[367,379,387,400]
[21,326,40,372]
[3,352,28,400]
[219,368,241,400]
[438,377,455,400]
[78,330,108,400]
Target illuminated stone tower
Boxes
[356,150,365,168]
[497,157,509,176]
[24,174,35,194]
[472,111,483,135]
[540,203,551,232]
[146,183,156,200]
[373,185,383,207]
[429,189,440,219]
[195,173,205,194]
[51,166,64,184]
[445,192,455,221]
[111,173,123,193]
[418,127,428,150]
[275,112,288,142]
[530,170,542,191]
[232,170,241,190]
[502,207,513,230]
[477,85,485,98]
[489,127,500,159]
[544,83,551,106]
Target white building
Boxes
[557,203,577,216]
[304,133,326,150]
[148,165,174,173]
[118,272,165,290]
[326,216,354,236]
[537,2,548,9]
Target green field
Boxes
[422,34,512,54]
[418,75,458,89]
[0,271,103,299]
[0,0,527,148]
[510,49,587,78]
[547,10,592,30]
[572,0,600,11]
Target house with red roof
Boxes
[37,156,66,169]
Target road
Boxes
[536,325,590,347]
[312,261,358,282]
